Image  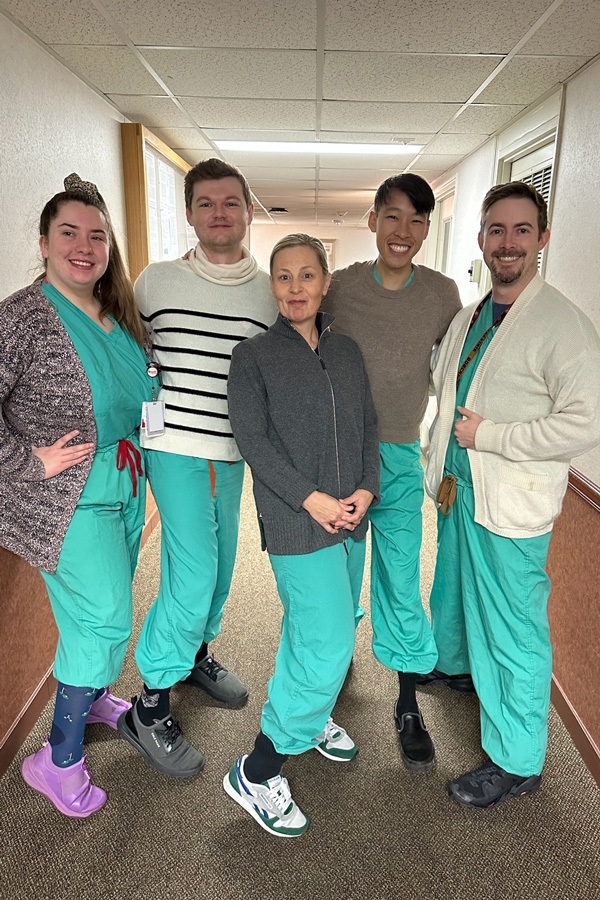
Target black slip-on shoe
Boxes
[394,703,435,772]
[448,761,542,809]
[416,668,475,693]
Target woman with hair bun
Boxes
[0,174,159,817]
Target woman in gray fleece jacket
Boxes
[223,234,379,838]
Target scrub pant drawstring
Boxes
[116,439,143,497]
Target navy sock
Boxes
[195,642,209,665]
[244,731,288,784]
[49,683,97,767]
[397,672,419,716]
[136,685,171,726]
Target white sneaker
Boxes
[223,756,309,838]
[315,718,357,762]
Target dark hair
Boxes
[269,233,329,276]
[373,173,435,216]
[39,186,145,345]
[184,158,252,210]
[480,181,548,237]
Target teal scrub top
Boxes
[445,295,497,482]
[42,280,159,449]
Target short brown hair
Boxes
[184,158,252,210]
[480,181,548,237]
[269,233,329,276]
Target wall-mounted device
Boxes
[468,259,482,283]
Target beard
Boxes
[489,252,525,284]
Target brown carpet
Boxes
[1,477,599,900]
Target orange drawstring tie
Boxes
[116,439,143,497]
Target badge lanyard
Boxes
[141,359,165,437]
[456,294,510,384]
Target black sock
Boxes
[243,731,288,784]
[136,685,171,726]
[195,642,209,665]
[397,672,419,716]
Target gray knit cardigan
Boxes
[0,282,96,571]
[228,312,380,555]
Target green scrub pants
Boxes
[41,437,146,687]
[262,538,366,755]
[370,441,438,674]
[429,475,552,776]
[136,450,245,689]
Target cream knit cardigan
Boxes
[426,274,600,538]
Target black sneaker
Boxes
[394,702,435,772]
[448,761,542,808]
[117,699,205,778]
[416,668,475,693]
[184,653,249,707]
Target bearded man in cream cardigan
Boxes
[424,181,600,809]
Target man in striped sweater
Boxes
[117,159,277,776]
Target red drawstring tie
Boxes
[116,439,143,497]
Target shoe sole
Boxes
[448,774,542,809]
[223,771,309,838]
[181,676,249,708]
[315,744,358,762]
[21,758,107,818]
[116,713,205,778]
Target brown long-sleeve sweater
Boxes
[323,261,462,444]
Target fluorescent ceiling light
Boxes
[215,140,422,155]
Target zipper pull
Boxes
[319,357,326,370]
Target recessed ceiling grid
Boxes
[1,0,599,226]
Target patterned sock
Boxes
[49,683,97,767]
[136,684,171,726]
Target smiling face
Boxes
[368,189,430,284]
[270,244,332,334]
[186,176,254,264]
[479,196,550,295]
[39,200,110,301]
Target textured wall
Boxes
[0,14,127,299]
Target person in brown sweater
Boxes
[323,173,463,771]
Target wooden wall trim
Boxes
[568,466,600,514]
[551,676,600,787]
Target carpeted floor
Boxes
[1,476,599,900]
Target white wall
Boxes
[249,223,377,273]
[0,15,127,298]
[544,57,600,481]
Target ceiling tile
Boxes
[477,56,590,104]
[422,133,489,154]
[322,101,461,133]
[180,98,316,130]
[324,0,550,54]
[323,53,500,103]
[150,127,213,150]
[222,150,318,168]
[1,0,123,44]
[171,149,214,166]
[414,153,465,169]
[443,104,526,133]
[107,95,188,126]
[143,48,316,98]
[49,45,160,93]
[99,0,317,49]
[410,165,447,180]
[319,152,420,169]
[318,131,435,145]
[519,0,600,56]
[317,167,410,184]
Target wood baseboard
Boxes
[551,675,600,787]
[0,668,56,779]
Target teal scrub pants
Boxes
[370,441,438,674]
[136,450,245,689]
[429,475,552,777]
[41,437,146,687]
[262,538,366,756]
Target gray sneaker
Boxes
[117,699,205,778]
[184,653,249,706]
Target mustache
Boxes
[491,250,526,259]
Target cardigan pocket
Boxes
[495,465,553,530]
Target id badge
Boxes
[141,401,165,437]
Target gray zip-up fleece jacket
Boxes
[228,312,380,555]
